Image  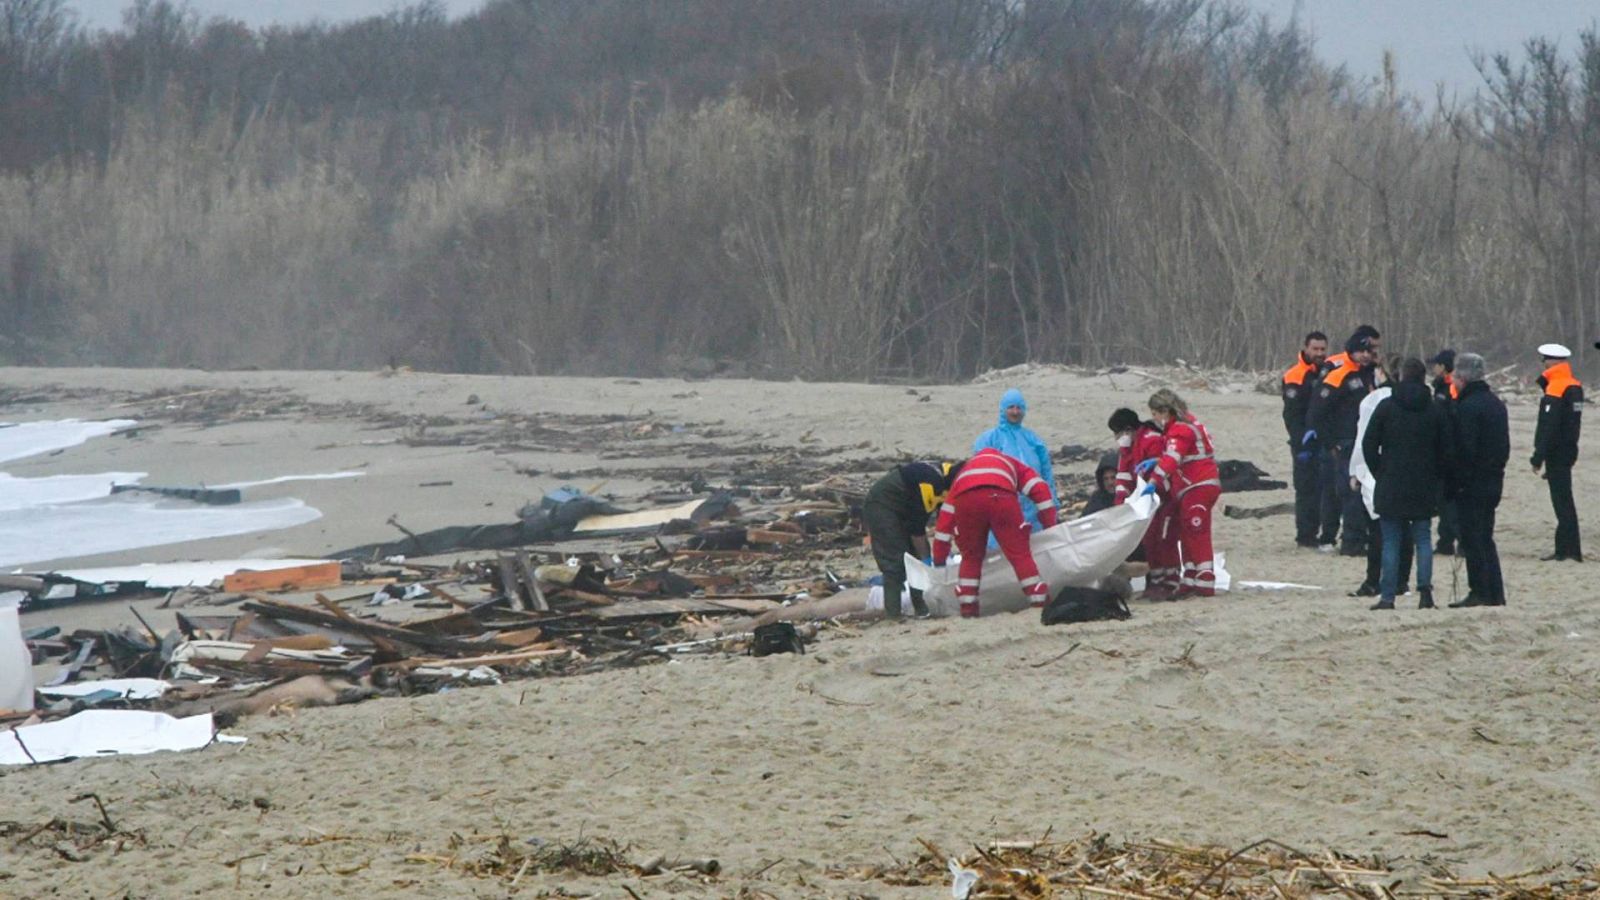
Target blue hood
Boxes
[997,388,1028,425]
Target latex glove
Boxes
[1138,482,1159,497]
[1301,429,1317,446]
[921,555,934,567]
[1134,458,1158,474]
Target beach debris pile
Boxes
[6,483,879,734]
[837,834,1600,899]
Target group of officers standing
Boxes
[1281,327,1586,609]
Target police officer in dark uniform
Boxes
[1283,330,1329,548]
[1531,343,1584,562]
[1307,333,1378,555]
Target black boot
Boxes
[1348,582,1379,598]
[1418,587,1435,609]
[1369,598,1395,610]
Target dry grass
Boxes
[834,834,1600,898]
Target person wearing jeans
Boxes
[1379,518,1432,607]
[1360,357,1451,610]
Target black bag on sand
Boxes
[749,622,806,656]
[1041,586,1133,626]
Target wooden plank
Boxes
[588,597,759,619]
[514,549,548,612]
[312,593,404,659]
[222,562,341,594]
[572,498,708,535]
[745,529,801,545]
[240,597,489,657]
[377,646,572,671]
[496,554,526,611]
[490,626,546,648]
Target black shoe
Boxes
[1540,553,1584,562]
[1397,583,1411,596]
[1296,540,1320,549]
[1348,582,1379,598]
[1451,593,1504,608]
[1339,544,1366,557]
[1435,543,1455,556]
[1369,599,1395,610]
[1418,587,1435,609]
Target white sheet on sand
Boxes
[37,678,172,700]
[0,710,244,766]
[0,419,137,465]
[41,558,332,589]
[905,487,1159,617]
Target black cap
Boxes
[1427,348,1456,369]
[1346,335,1373,354]
[1594,339,1599,351]
[1107,408,1141,433]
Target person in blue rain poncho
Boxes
[971,388,1058,538]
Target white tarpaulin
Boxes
[0,710,244,765]
[36,678,172,701]
[1,598,32,711]
[905,486,1159,617]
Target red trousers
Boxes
[1144,498,1182,594]
[952,487,1049,611]
[1145,484,1220,596]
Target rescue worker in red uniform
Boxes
[1108,407,1165,565]
[931,448,1060,618]
[1139,389,1222,597]
[1107,407,1165,506]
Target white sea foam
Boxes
[0,420,324,567]
[0,419,138,464]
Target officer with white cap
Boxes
[1531,343,1584,561]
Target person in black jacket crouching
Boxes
[1447,353,1510,607]
[1361,357,1451,610]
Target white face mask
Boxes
[1116,434,1133,448]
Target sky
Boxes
[66,0,1600,103]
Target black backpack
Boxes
[749,622,806,656]
[1040,586,1132,626]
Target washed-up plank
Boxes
[572,498,711,536]
[588,598,765,620]
[240,597,493,657]
[222,562,341,593]
[377,646,572,671]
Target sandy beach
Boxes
[2,363,1596,897]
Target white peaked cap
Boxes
[1538,343,1572,359]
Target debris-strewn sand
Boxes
[3,365,1596,897]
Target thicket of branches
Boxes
[1,0,1596,377]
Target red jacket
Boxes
[1114,423,1166,504]
[1151,414,1220,500]
[932,449,1058,564]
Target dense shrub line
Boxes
[0,0,1595,376]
